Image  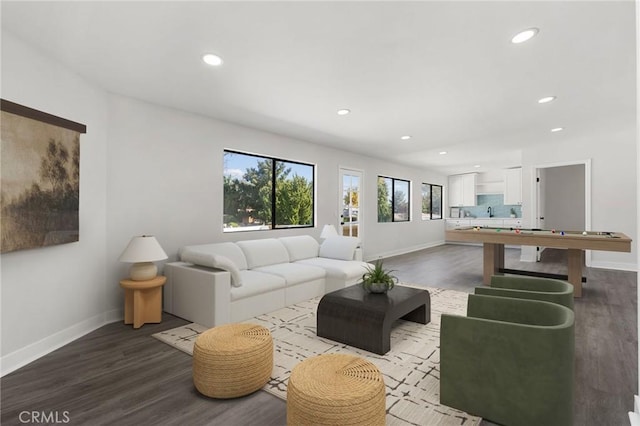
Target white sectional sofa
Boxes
[163,235,373,327]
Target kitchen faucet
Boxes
[487,206,493,217]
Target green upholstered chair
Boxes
[440,294,574,426]
[474,275,574,310]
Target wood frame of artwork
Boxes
[1,99,87,253]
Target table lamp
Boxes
[320,224,338,239]
[119,235,168,281]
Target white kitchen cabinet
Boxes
[448,173,477,207]
[475,171,504,194]
[475,181,503,194]
[461,174,476,206]
[502,218,523,229]
[448,175,463,207]
[504,168,522,205]
[469,218,511,228]
[445,219,471,229]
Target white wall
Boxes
[2,30,447,374]
[1,32,110,374]
[104,95,447,309]
[3,21,636,379]
[522,127,637,270]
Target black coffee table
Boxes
[316,285,430,355]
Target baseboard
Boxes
[1,309,123,377]
[365,240,445,261]
[590,261,637,272]
[629,395,640,425]
[104,308,124,324]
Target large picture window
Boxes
[377,176,410,222]
[422,183,443,220]
[223,150,314,232]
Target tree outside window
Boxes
[422,183,443,220]
[378,176,410,222]
[223,151,314,232]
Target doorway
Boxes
[534,160,591,265]
[339,168,363,238]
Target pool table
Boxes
[445,226,632,297]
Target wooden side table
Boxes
[120,275,167,329]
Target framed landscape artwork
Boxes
[1,99,87,253]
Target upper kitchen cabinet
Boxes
[448,173,477,207]
[504,167,522,205]
[475,170,504,194]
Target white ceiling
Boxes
[1,1,636,175]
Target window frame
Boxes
[421,182,443,220]
[223,149,315,232]
[377,175,411,223]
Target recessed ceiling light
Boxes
[202,53,223,66]
[439,151,448,155]
[337,109,351,116]
[511,28,539,44]
[474,165,481,168]
[401,135,411,140]
[538,96,556,104]
[551,127,564,132]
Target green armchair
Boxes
[474,275,574,310]
[440,294,575,426]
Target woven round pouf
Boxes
[193,323,273,399]
[287,354,386,426]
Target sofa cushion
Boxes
[180,242,248,270]
[230,270,286,301]
[254,263,326,286]
[279,235,320,261]
[237,238,290,269]
[319,236,360,261]
[297,258,371,281]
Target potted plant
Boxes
[510,208,517,218]
[362,260,398,294]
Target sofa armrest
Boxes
[164,261,231,327]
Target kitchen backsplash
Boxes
[451,194,522,218]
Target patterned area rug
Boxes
[153,285,481,426]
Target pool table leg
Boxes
[567,249,584,298]
[483,243,504,285]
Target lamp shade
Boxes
[320,224,339,239]
[119,236,168,281]
[119,236,168,263]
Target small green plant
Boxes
[362,260,398,292]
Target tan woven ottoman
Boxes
[287,354,386,426]
[193,323,273,399]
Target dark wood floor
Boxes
[1,244,636,426]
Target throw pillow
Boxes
[181,247,243,287]
[211,254,243,287]
[319,236,360,261]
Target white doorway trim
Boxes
[531,159,592,266]
[338,166,364,240]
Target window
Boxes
[422,183,443,220]
[377,176,410,222]
[223,150,314,232]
